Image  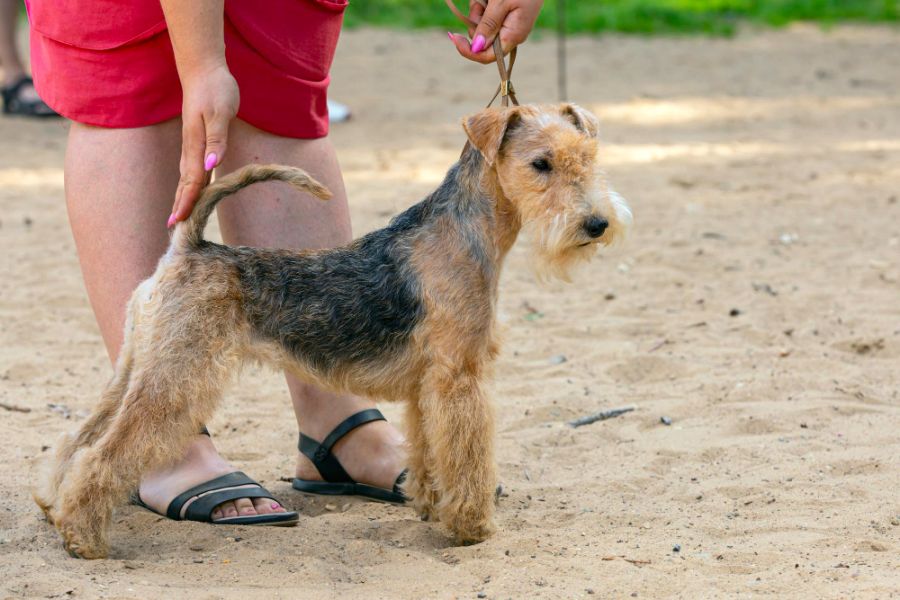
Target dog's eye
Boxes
[531,158,552,173]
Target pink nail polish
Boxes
[167,214,176,228]
[270,502,280,509]
[447,31,455,42]
[471,34,487,54]
[204,152,217,171]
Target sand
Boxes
[1,24,899,599]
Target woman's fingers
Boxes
[452,0,543,64]
[170,113,209,224]
[448,31,500,64]
[469,0,506,55]
[168,65,239,226]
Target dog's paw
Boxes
[446,514,496,545]
[439,494,496,545]
[403,471,441,522]
[55,513,109,559]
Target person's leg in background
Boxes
[216,119,406,491]
[0,0,56,115]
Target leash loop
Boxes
[445,0,520,108]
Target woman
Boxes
[27,0,542,526]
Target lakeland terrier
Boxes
[34,103,632,558]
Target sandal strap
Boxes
[297,409,386,484]
[165,471,267,521]
[183,486,277,522]
[2,76,57,117]
[393,469,409,496]
[2,75,32,99]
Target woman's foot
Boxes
[138,434,287,521]
[294,416,407,490]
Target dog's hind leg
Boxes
[33,292,143,522]
[419,366,497,544]
[33,354,133,523]
[52,312,238,558]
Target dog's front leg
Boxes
[420,368,497,544]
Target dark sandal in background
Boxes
[292,409,408,504]
[1,76,59,118]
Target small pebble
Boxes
[324,503,337,511]
[673,544,681,553]
[548,354,567,365]
[729,308,741,317]
[660,416,672,426]
[477,593,487,599]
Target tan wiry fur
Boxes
[34,104,631,558]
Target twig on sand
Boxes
[648,338,670,353]
[568,405,635,428]
[0,401,31,413]
[602,555,652,566]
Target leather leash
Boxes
[445,0,520,108]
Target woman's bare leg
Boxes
[216,119,405,490]
[65,119,286,520]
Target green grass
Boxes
[344,0,900,35]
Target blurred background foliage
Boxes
[344,0,900,35]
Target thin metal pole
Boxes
[556,0,568,101]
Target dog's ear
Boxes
[561,103,600,138]
[463,107,521,166]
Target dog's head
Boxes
[464,103,632,280]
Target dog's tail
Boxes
[173,163,332,249]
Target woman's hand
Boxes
[449,0,543,64]
[168,63,239,225]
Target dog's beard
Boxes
[525,191,632,283]
[525,215,598,283]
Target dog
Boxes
[33,103,632,558]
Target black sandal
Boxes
[1,76,59,118]
[133,472,299,526]
[292,409,408,504]
[132,428,299,526]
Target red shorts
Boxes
[25,0,347,138]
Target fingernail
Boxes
[204,152,217,171]
[471,34,487,54]
[166,213,177,228]
[447,31,455,42]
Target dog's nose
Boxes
[584,216,609,238]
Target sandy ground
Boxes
[2,24,900,599]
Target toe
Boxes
[211,506,224,521]
[221,501,239,519]
[252,498,285,514]
[233,497,258,516]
